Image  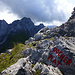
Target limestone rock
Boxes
[1,58,27,75]
[6,49,13,55]
[23,48,32,58]
[28,37,34,42]
[34,33,42,41]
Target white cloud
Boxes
[0,10,19,24]
[0,0,74,26]
[35,21,63,26]
[55,0,74,19]
[0,1,19,24]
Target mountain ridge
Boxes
[0,17,45,53]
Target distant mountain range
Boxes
[47,25,55,28]
[0,17,45,53]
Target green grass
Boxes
[31,64,35,68]
[34,69,41,75]
[0,32,29,53]
[50,37,54,40]
[0,43,25,73]
[45,37,54,40]
[28,41,40,49]
[29,43,36,48]
[64,36,69,40]
[40,62,43,64]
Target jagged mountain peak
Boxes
[0,20,8,25]
[0,17,45,52]
[21,17,31,21]
[39,23,44,27]
[20,17,34,26]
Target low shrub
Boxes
[64,36,69,40]
[40,62,43,64]
[31,64,35,68]
[34,69,41,75]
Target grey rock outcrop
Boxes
[6,49,13,55]
[43,7,75,37]
[60,7,75,36]
[34,33,42,41]
[23,48,32,58]
[1,35,75,75]
[1,58,30,75]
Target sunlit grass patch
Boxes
[0,43,25,73]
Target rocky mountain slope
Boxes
[0,17,44,53]
[49,7,75,37]
[0,8,75,75]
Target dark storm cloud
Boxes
[0,0,70,23]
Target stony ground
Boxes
[0,27,75,75]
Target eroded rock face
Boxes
[60,7,75,36]
[42,7,75,37]
[9,17,45,37]
[34,33,42,41]
[1,58,27,75]
[1,36,75,75]
[23,48,32,58]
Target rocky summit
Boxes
[54,7,75,37]
[0,8,75,75]
[0,17,45,53]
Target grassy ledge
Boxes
[0,43,25,73]
[64,36,69,40]
[34,69,41,75]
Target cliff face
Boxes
[48,7,75,37]
[0,20,9,42]
[0,17,45,52]
[9,17,35,36]
[60,7,75,36]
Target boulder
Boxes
[50,32,60,37]
[34,33,42,41]
[46,30,52,35]
[28,37,34,42]
[1,58,27,75]
[36,40,49,49]
[38,27,50,33]
[23,48,32,58]
[6,49,13,55]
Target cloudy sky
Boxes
[0,0,75,26]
